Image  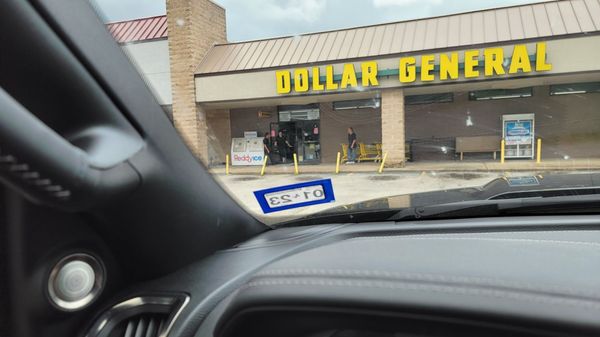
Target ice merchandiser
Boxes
[502,113,535,159]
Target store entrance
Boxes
[270,121,321,164]
[272,104,321,164]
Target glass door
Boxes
[278,104,321,164]
[295,121,320,164]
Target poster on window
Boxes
[504,120,533,145]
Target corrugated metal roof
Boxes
[107,15,168,43]
[197,0,600,75]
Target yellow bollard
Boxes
[536,138,542,164]
[293,153,299,175]
[225,154,230,175]
[335,152,341,174]
[378,152,388,174]
[260,156,268,176]
[500,139,505,164]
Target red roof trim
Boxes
[106,15,168,43]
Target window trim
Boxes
[549,82,600,96]
[332,98,381,110]
[405,92,454,105]
[468,87,533,101]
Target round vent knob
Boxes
[47,253,105,311]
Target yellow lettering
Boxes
[420,55,435,82]
[361,61,379,87]
[464,50,479,78]
[312,67,324,91]
[340,64,358,89]
[484,47,505,76]
[439,53,459,80]
[275,70,291,94]
[535,42,552,72]
[399,57,416,83]
[325,65,338,90]
[509,44,532,74]
[294,68,309,92]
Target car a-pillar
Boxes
[166,0,227,164]
[381,88,406,167]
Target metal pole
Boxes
[260,156,268,176]
[293,153,299,175]
[500,139,505,164]
[225,154,230,175]
[335,152,341,174]
[378,152,388,174]
[536,138,542,164]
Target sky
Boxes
[92,0,551,42]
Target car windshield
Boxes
[92,0,600,225]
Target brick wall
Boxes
[166,0,226,164]
[206,108,231,164]
[381,88,406,166]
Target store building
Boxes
[109,0,600,167]
[107,15,172,112]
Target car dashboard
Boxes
[82,215,600,337]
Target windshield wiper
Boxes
[388,195,600,221]
[277,193,600,228]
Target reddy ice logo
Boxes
[234,154,263,163]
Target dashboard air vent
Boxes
[112,313,167,337]
[86,295,189,337]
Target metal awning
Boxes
[196,0,600,75]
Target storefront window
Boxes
[405,93,453,105]
[278,104,320,121]
[469,87,533,101]
[549,82,600,96]
[333,98,381,110]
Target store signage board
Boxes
[254,179,335,214]
[505,120,533,145]
[275,42,552,94]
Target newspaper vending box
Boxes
[502,113,535,159]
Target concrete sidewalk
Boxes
[210,159,600,175]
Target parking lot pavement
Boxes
[213,171,513,225]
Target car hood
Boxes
[320,172,600,214]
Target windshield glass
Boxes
[93,0,600,225]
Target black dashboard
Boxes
[83,215,600,337]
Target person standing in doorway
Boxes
[263,132,272,164]
[347,127,357,164]
[276,130,292,163]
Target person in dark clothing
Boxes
[263,132,273,164]
[347,127,357,164]
[276,130,292,163]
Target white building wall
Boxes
[122,39,172,105]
